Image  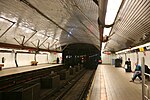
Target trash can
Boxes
[115,59,121,67]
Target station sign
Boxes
[139,47,144,52]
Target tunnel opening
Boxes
[62,43,100,69]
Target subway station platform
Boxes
[0,64,62,77]
[88,65,142,100]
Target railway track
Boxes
[49,70,95,100]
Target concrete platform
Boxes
[0,64,62,77]
[87,65,142,100]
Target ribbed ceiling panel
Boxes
[105,0,150,52]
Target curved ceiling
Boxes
[1,0,149,53]
[0,0,105,51]
[104,0,150,52]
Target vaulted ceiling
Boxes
[0,0,106,52]
[1,0,148,53]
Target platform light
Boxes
[69,32,72,34]
[0,48,30,53]
[39,51,49,54]
[15,49,29,52]
[131,42,150,50]
[103,0,122,49]
[105,0,122,25]
[102,43,106,52]
[67,34,70,37]
[116,42,150,54]
[116,49,130,54]
[103,27,112,36]
[0,48,13,51]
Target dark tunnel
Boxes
[62,43,101,69]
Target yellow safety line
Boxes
[86,70,96,100]
[100,66,107,100]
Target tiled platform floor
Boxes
[88,65,142,100]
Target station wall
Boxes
[117,51,150,70]
[36,54,48,64]
[102,53,116,64]
[0,52,62,69]
[117,52,137,70]
[17,53,35,66]
[49,52,62,64]
[0,52,16,68]
[102,50,150,71]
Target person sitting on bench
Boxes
[130,63,142,82]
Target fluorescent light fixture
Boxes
[103,0,122,51]
[67,34,70,37]
[116,49,130,54]
[131,42,150,50]
[116,42,150,54]
[39,51,49,54]
[0,48,13,51]
[103,27,112,35]
[105,0,122,25]
[15,49,28,52]
[102,43,106,52]
[0,48,28,52]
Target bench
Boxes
[31,61,38,66]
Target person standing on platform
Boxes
[125,58,132,72]
[57,57,59,64]
[130,63,142,82]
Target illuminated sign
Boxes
[139,47,144,52]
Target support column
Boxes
[141,57,145,100]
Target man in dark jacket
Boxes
[57,57,59,64]
[125,58,132,72]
